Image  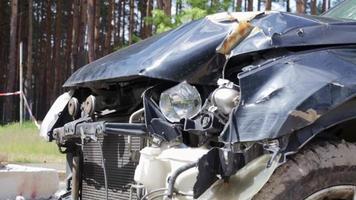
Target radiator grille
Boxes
[82,134,143,200]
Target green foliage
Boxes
[148,0,232,33]
[151,9,175,33]
[132,34,142,43]
[0,122,64,163]
[178,7,207,23]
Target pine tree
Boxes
[25,0,33,108]
[104,0,114,54]
[4,0,18,122]
[87,0,95,62]
[53,0,62,97]
[265,0,272,10]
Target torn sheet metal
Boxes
[216,21,254,55]
[197,154,279,200]
[230,12,356,56]
[220,48,356,143]
[194,148,245,198]
[206,11,263,22]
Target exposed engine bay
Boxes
[49,78,278,200]
[41,9,356,200]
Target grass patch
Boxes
[0,122,65,163]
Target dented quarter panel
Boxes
[220,48,356,143]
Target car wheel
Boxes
[253,141,356,200]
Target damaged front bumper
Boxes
[53,121,148,146]
[51,115,283,200]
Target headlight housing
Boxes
[159,82,202,122]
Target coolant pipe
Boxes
[167,162,198,199]
[71,156,80,200]
[128,108,145,152]
[104,122,148,136]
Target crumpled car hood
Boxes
[64,17,232,87]
[64,12,356,88]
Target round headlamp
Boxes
[159,82,202,122]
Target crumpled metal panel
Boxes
[63,18,232,87]
[220,48,356,143]
[230,12,356,56]
[62,11,356,143]
[64,11,356,88]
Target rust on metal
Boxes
[217,21,254,55]
[290,109,321,123]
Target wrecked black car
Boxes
[41,1,356,200]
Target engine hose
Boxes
[167,162,197,199]
[140,188,167,200]
[98,139,109,200]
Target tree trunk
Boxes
[94,0,100,57]
[25,0,33,109]
[265,0,272,10]
[104,0,114,55]
[0,1,3,100]
[247,0,253,11]
[45,0,53,105]
[139,0,146,38]
[296,0,305,13]
[311,0,317,15]
[114,0,122,47]
[236,0,242,11]
[286,0,291,12]
[176,0,182,15]
[142,0,153,38]
[157,0,163,10]
[121,0,126,45]
[71,0,80,73]
[38,1,47,117]
[87,0,95,62]
[53,0,62,98]
[157,0,171,16]
[78,0,87,66]
[128,0,134,45]
[64,0,73,81]
[163,0,171,16]
[322,0,329,12]
[5,0,18,122]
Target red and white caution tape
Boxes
[21,92,40,129]
[0,91,21,96]
[0,90,40,129]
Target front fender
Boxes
[221,47,356,143]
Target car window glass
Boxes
[323,0,356,20]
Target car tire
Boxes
[253,141,356,200]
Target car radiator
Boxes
[81,134,143,200]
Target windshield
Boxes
[323,0,356,20]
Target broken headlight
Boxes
[159,82,202,122]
